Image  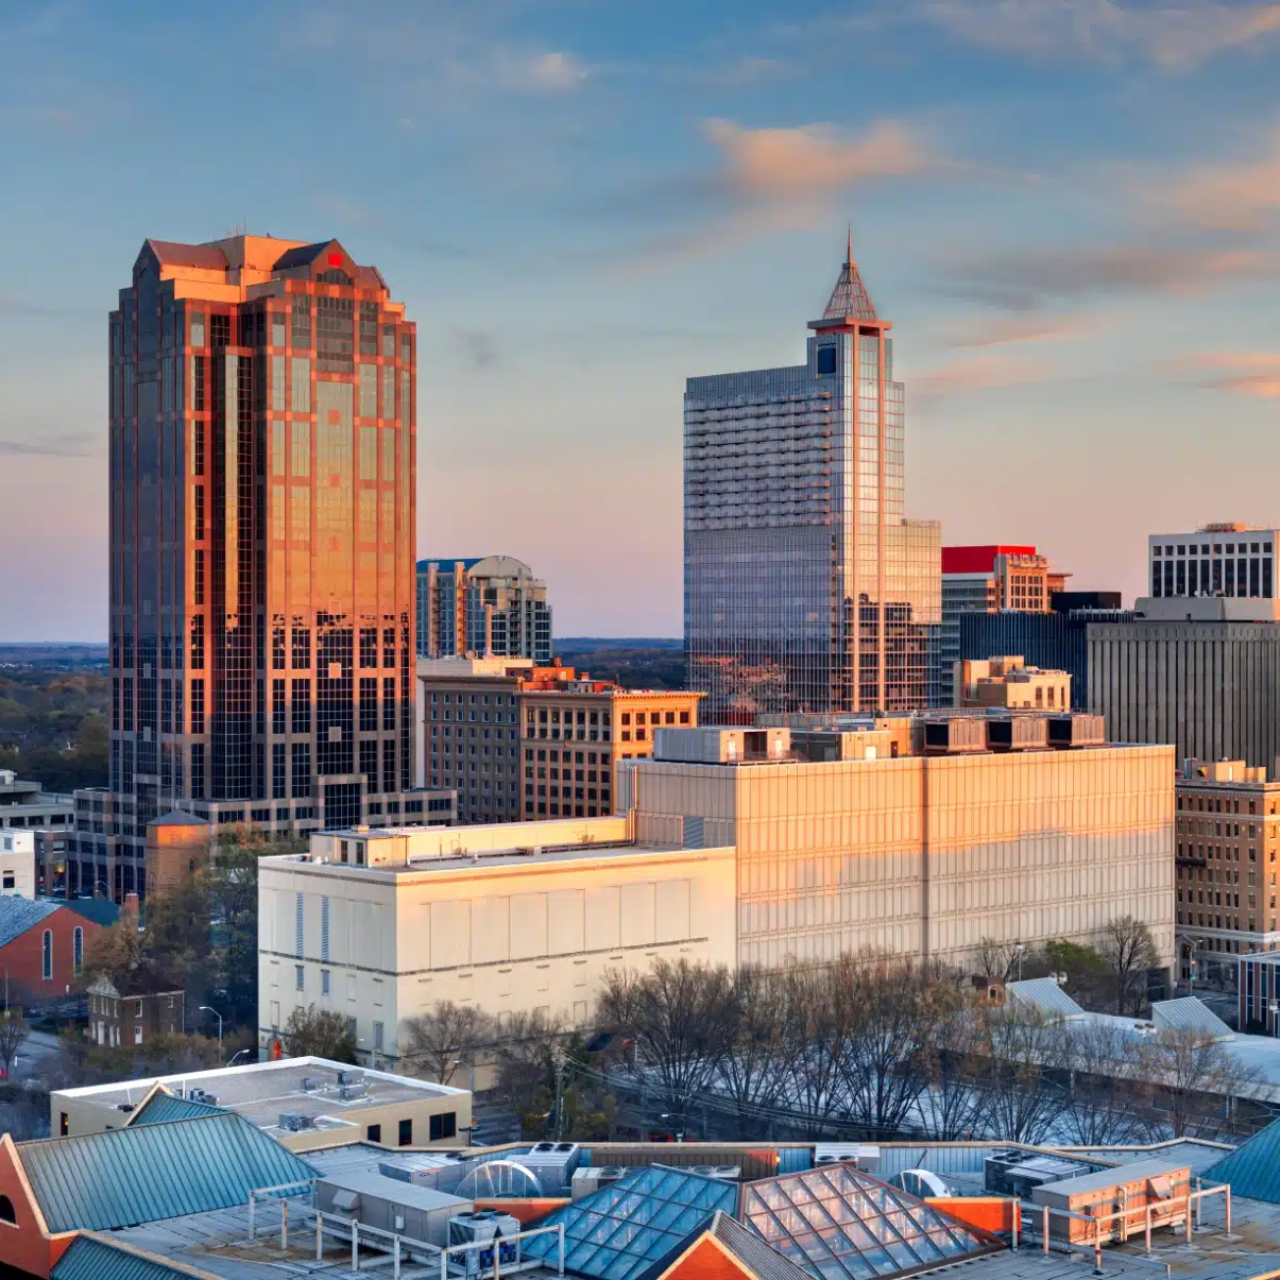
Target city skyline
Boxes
[5,1,1280,639]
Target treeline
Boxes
[0,666,109,791]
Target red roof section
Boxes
[942,545,1037,574]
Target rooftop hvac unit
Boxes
[340,1080,369,1101]
[814,1144,880,1172]
[519,1142,582,1194]
[448,1210,522,1276]
[984,1152,1090,1199]
[278,1112,315,1132]
[572,1166,626,1201]
[300,1076,318,1092]
[688,1165,742,1181]
[186,1089,219,1105]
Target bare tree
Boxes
[1137,1027,1264,1139]
[0,1013,28,1080]
[978,1007,1068,1144]
[400,1001,494,1086]
[838,953,933,1137]
[918,992,989,1140]
[776,961,861,1136]
[1100,916,1160,1016]
[492,1009,568,1123]
[713,967,786,1138]
[1057,1020,1147,1145]
[598,958,736,1136]
[973,937,1021,984]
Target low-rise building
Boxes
[953,656,1071,710]
[86,971,185,1048]
[421,657,703,825]
[0,831,37,897]
[0,769,74,836]
[50,1056,471,1152]
[1176,757,1280,993]
[0,898,117,1008]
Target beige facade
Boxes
[421,658,702,826]
[1175,757,1280,992]
[622,724,1175,973]
[257,817,736,1062]
[954,656,1071,710]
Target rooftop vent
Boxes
[278,1112,315,1132]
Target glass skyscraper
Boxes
[72,235,449,900]
[684,242,941,717]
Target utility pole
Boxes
[552,1044,567,1141]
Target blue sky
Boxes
[4,0,1280,639]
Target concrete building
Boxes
[262,717,1174,1052]
[1149,523,1278,599]
[1175,757,1280,994]
[87,971,185,1048]
[78,234,424,904]
[257,816,736,1064]
[421,657,702,825]
[0,832,37,898]
[685,237,941,718]
[939,546,1069,704]
[0,770,74,837]
[50,1056,470,1151]
[417,556,552,662]
[953,656,1071,710]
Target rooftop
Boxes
[52,1058,466,1136]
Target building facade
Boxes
[417,556,552,662]
[264,717,1175,1047]
[684,241,941,719]
[953,656,1071,710]
[1149,524,1278,599]
[0,899,115,1008]
[0,833,37,898]
[1175,758,1280,994]
[421,658,703,824]
[87,972,185,1048]
[939,545,1069,704]
[76,235,425,901]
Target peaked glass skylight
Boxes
[738,1166,999,1280]
[822,263,878,322]
[523,1165,738,1280]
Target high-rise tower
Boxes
[73,235,444,900]
[684,241,941,717]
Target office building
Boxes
[76,234,428,902]
[1149,523,1278,598]
[1175,757,1280,993]
[684,239,941,719]
[263,716,1174,1049]
[0,769,73,834]
[939,545,1069,704]
[0,831,37,897]
[953,655,1071,710]
[1052,590,1122,611]
[421,658,702,824]
[417,556,551,662]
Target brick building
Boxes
[0,899,117,1008]
[86,971,185,1048]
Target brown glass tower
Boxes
[73,236,447,900]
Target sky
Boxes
[3,0,1280,640]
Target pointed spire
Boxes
[814,231,878,325]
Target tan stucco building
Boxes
[954,656,1071,711]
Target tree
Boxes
[400,1002,494,1086]
[1137,1027,1264,1139]
[0,1013,28,1080]
[918,990,989,1141]
[1057,1020,1147,1145]
[977,1007,1068,1144]
[713,967,786,1139]
[776,961,861,1136]
[598,958,737,1137]
[283,1005,357,1063]
[81,916,146,988]
[973,937,1022,983]
[1042,939,1112,1012]
[1100,916,1160,1015]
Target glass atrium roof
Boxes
[738,1166,1000,1280]
[523,1165,739,1280]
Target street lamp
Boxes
[199,1005,224,1060]
[1012,942,1026,983]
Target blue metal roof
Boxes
[522,1165,738,1280]
[19,1112,315,1233]
[126,1088,227,1127]
[52,1234,204,1280]
[1203,1119,1280,1203]
[0,898,61,948]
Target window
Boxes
[818,345,838,375]
[0,873,12,891]
[134,1026,143,1046]
[134,999,143,1016]
[42,930,51,980]
[322,969,331,995]
[429,1112,457,1141]
[0,1195,15,1225]
[59,1113,68,1137]
[374,1020,384,1050]
[295,965,305,991]
[367,1123,382,1143]
[399,1118,413,1146]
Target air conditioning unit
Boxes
[278,1112,315,1132]
[814,1144,880,1172]
[300,1076,318,1092]
[340,1080,369,1101]
[571,1166,626,1201]
[519,1142,582,1195]
[448,1211,522,1276]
